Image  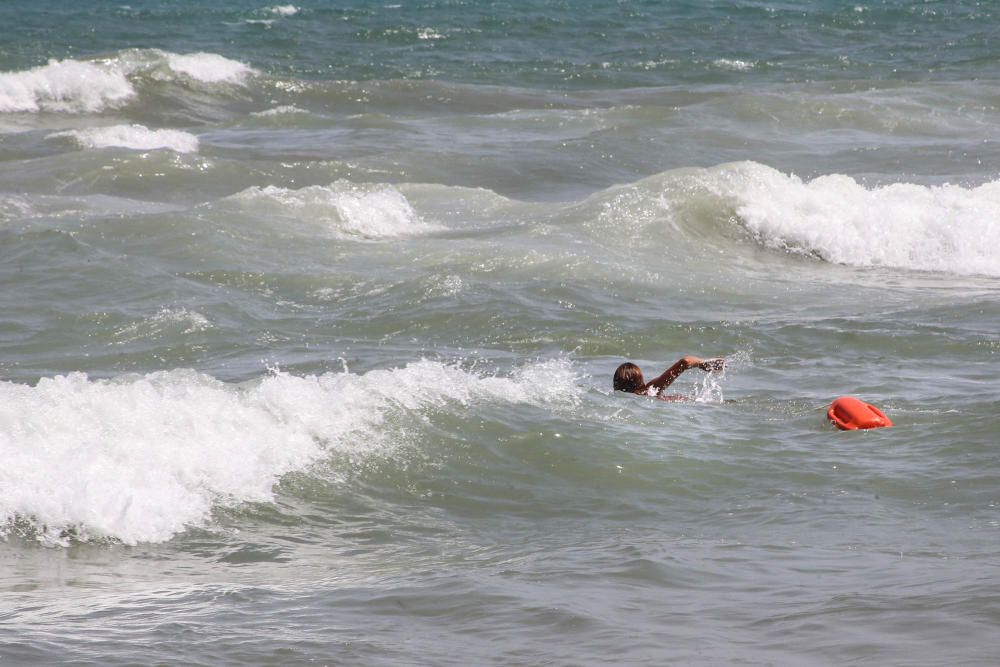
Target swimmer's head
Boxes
[613,362,644,393]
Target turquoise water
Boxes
[2,2,999,665]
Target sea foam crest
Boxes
[0,50,256,114]
[0,59,135,113]
[0,360,578,546]
[49,124,199,153]
[234,181,444,239]
[722,163,1000,277]
[164,52,254,84]
[251,105,308,117]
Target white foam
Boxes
[0,50,257,114]
[0,360,579,546]
[0,59,135,113]
[165,52,254,84]
[232,181,444,239]
[251,104,308,117]
[270,4,299,16]
[713,58,756,71]
[720,163,1000,277]
[417,28,446,40]
[49,124,199,153]
[0,195,36,221]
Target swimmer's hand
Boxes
[697,357,725,372]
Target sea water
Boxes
[1,1,998,665]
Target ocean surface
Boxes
[2,1,999,664]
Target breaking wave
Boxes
[49,124,199,152]
[226,181,446,239]
[0,360,579,546]
[0,50,256,114]
[594,162,1000,277]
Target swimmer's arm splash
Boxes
[697,358,726,372]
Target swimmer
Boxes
[613,357,725,400]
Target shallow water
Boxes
[2,1,999,665]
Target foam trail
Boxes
[49,124,199,152]
[113,308,212,343]
[0,360,579,546]
[0,193,179,223]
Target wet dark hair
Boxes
[613,362,644,393]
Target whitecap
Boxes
[250,105,309,117]
[0,50,258,114]
[165,52,254,84]
[0,360,580,545]
[713,58,757,71]
[723,163,1000,277]
[417,28,446,40]
[230,181,445,239]
[49,123,199,153]
[0,58,135,113]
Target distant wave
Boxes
[0,360,578,545]
[269,4,298,16]
[712,58,757,71]
[0,50,256,114]
[49,124,199,152]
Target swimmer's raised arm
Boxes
[644,356,714,393]
[614,357,726,395]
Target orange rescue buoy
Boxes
[827,396,893,430]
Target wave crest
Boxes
[0,360,579,546]
[229,181,445,239]
[0,50,256,114]
[723,163,1000,276]
[590,162,1000,278]
[48,123,199,152]
[162,52,254,85]
[0,59,135,113]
